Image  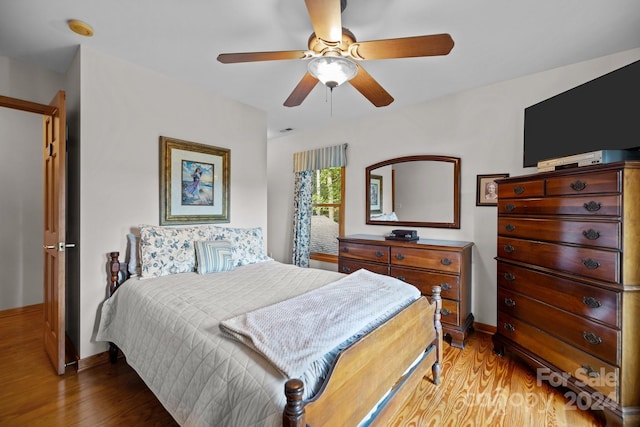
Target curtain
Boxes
[291,143,347,267]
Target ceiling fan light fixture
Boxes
[307,56,357,89]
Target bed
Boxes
[97,225,442,427]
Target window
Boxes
[309,166,344,262]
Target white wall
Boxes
[0,57,65,311]
[77,46,268,357]
[267,48,640,328]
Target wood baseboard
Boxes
[77,348,124,372]
[472,321,496,335]
[0,303,43,319]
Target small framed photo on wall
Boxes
[476,173,509,206]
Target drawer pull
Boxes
[441,308,452,316]
[582,229,600,240]
[395,253,405,261]
[504,272,516,281]
[341,247,349,253]
[505,203,516,212]
[582,296,602,308]
[581,258,600,270]
[513,186,525,195]
[396,276,406,281]
[583,332,603,345]
[580,365,600,378]
[583,201,602,212]
[440,283,452,291]
[503,323,515,333]
[503,298,516,307]
[341,266,351,273]
[570,180,588,192]
[505,223,516,232]
[375,251,384,258]
[441,258,452,266]
[503,245,515,253]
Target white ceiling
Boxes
[1,0,639,139]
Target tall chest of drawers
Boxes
[492,161,640,426]
[338,234,474,348]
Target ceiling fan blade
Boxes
[351,34,454,60]
[349,63,394,107]
[217,50,309,64]
[304,0,343,44]
[284,72,319,107]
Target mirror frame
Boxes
[365,155,461,229]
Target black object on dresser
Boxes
[338,234,474,348]
[492,161,640,427]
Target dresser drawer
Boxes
[390,247,461,273]
[497,217,621,249]
[498,195,621,216]
[498,288,619,364]
[338,259,389,275]
[390,267,459,300]
[498,179,545,198]
[497,262,620,327]
[497,312,618,400]
[440,299,459,326]
[546,170,621,196]
[339,242,389,263]
[498,237,620,283]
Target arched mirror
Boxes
[366,155,461,229]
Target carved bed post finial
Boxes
[283,379,306,427]
[109,252,120,296]
[431,285,443,385]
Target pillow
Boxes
[194,240,235,274]
[138,224,218,278]
[213,226,271,266]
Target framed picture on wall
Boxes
[159,136,230,224]
[370,174,383,214]
[476,173,509,206]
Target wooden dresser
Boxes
[492,161,640,426]
[338,234,474,348]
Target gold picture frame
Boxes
[159,136,230,224]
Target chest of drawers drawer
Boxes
[390,247,461,273]
[497,262,620,327]
[498,288,619,364]
[498,195,621,216]
[497,217,621,249]
[498,179,545,198]
[339,242,389,263]
[545,170,621,196]
[390,267,460,300]
[498,236,620,283]
[338,259,389,275]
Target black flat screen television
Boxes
[523,59,640,167]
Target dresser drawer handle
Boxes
[503,245,515,253]
[580,365,600,378]
[395,253,405,261]
[440,283,452,291]
[583,201,602,212]
[341,247,349,253]
[583,332,603,345]
[375,251,384,258]
[441,308,452,316]
[581,258,600,270]
[395,276,406,281]
[503,298,516,307]
[505,223,516,232]
[513,186,525,195]
[582,229,600,240]
[341,266,351,273]
[582,296,602,308]
[441,258,452,266]
[503,323,515,333]
[504,272,516,281]
[505,203,516,212]
[570,180,588,192]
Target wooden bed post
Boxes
[283,379,305,427]
[109,252,121,296]
[431,285,443,385]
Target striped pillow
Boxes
[195,240,235,274]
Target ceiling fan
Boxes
[217,0,454,108]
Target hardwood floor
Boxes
[0,305,605,426]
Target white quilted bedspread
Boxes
[97,261,347,427]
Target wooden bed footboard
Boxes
[283,288,443,427]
